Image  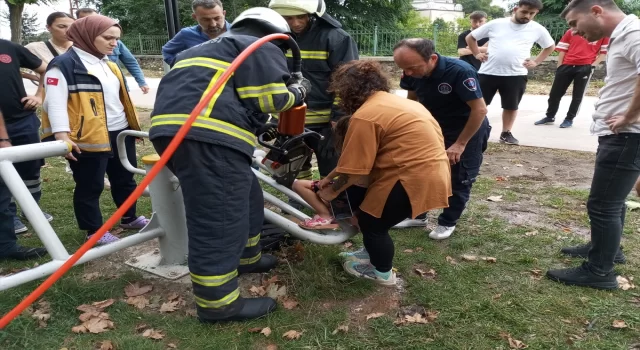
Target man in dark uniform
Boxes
[149,8,308,323]
[457,11,489,71]
[394,38,491,241]
[269,0,359,208]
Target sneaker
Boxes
[104,177,111,190]
[559,119,573,128]
[338,247,371,263]
[534,117,555,125]
[429,225,456,240]
[21,211,54,223]
[120,216,150,230]
[0,245,48,260]
[343,261,397,286]
[546,262,618,290]
[393,214,428,229]
[88,231,121,245]
[561,242,626,264]
[499,131,519,145]
[14,217,27,234]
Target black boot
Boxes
[561,242,626,264]
[198,297,277,323]
[546,262,618,290]
[0,246,48,261]
[238,254,278,274]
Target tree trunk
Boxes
[7,2,25,44]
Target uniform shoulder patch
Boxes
[463,77,477,91]
[46,77,59,86]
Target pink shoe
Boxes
[88,232,120,245]
[299,215,338,230]
[120,216,150,230]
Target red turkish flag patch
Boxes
[46,77,59,86]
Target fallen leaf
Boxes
[487,195,503,202]
[403,249,414,253]
[111,228,125,236]
[261,327,272,337]
[31,300,51,328]
[414,268,437,279]
[343,241,353,248]
[461,254,478,261]
[262,276,280,288]
[142,328,165,340]
[124,283,153,297]
[160,300,180,313]
[524,230,538,236]
[248,327,262,333]
[561,319,572,324]
[483,257,497,263]
[515,164,523,167]
[495,176,508,182]
[79,311,109,322]
[499,332,528,349]
[445,256,458,265]
[167,344,177,349]
[415,247,424,252]
[72,325,88,333]
[266,345,278,350]
[281,298,298,310]
[135,323,148,332]
[185,309,197,318]
[626,200,640,210]
[166,293,180,301]
[365,312,385,321]
[82,272,101,281]
[612,320,628,329]
[267,283,287,300]
[618,276,636,291]
[83,317,115,334]
[126,296,149,309]
[99,340,114,350]
[92,299,115,310]
[332,324,349,335]
[282,330,302,340]
[249,285,267,296]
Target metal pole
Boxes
[163,0,177,39]
[138,33,144,55]
[373,25,378,56]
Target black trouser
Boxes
[587,134,640,275]
[152,137,264,319]
[68,128,138,234]
[6,113,44,217]
[297,126,338,179]
[347,182,413,272]
[546,64,593,121]
[439,118,491,227]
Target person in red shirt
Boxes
[534,29,609,128]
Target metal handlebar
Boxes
[116,130,149,176]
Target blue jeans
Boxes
[587,134,640,274]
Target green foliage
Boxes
[324,0,415,30]
[457,0,506,18]
[397,10,431,30]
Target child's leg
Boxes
[292,180,332,218]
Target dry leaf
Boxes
[415,247,424,252]
[343,241,353,248]
[561,319,572,324]
[266,345,278,350]
[495,176,508,182]
[92,299,115,310]
[618,276,636,291]
[72,325,88,333]
[403,249,414,253]
[524,230,538,236]
[261,327,272,337]
[79,311,109,322]
[142,328,165,340]
[487,195,503,202]
[612,320,628,329]
[445,256,458,265]
[167,344,177,349]
[500,332,528,349]
[82,272,101,281]
[166,293,180,301]
[249,285,267,296]
[267,284,287,300]
[248,327,262,333]
[483,257,497,263]
[160,300,180,313]
[332,324,349,335]
[185,309,197,318]
[99,340,114,350]
[493,294,502,300]
[365,312,385,321]
[124,282,153,297]
[461,254,478,261]
[84,317,115,334]
[282,330,302,340]
[414,268,437,279]
[126,296,149,309]
[135,323,149,332]
[282,298,298,310]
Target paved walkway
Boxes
[25,77,600,153]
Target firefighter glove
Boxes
[257,121,279,142]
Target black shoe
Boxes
[287,198,305,211]
[0,246,48,261]
[561,242,626,264]
[559,119,573,128]
[198,297,277,323]
[238,254,278,274]
[534,117,555,125]
[546,262,618,290]
[499,131,519,145]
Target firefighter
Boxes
[268,0,358,207]
[149,7,309,323]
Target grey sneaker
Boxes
[14,217,27,234]
[21,212,53,223]
[343,261,397,286]
[499,131,519,145]
[534,117,555,125]
[338,247,370,263]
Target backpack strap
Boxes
[44,40,61,58]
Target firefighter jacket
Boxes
[41,49,141,153]
[149,34,304,158]
[285,13,359,127]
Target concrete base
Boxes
[125,250,190,280]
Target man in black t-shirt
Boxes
[457,11,489,71]
[0,39,50,260]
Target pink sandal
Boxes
[299,215,339,230]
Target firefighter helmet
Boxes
[268,0,326,17]
[230,7,292,37]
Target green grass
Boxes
[1,122,639,349]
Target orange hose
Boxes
[0,33,291,329]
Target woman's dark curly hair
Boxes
[328,60,391,114]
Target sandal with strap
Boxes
[299,215,338,230]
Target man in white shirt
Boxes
[466,0,555,145]
[546,0,639,290]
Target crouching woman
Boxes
[316,60,452,286]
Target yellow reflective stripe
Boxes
[201,70,225,118]
[296,170,313,179]
[246,234,260,248]
[240,252,262,266]
[190,270,238,287]
[305,116,331,124]
[307,110,331,116]
[285,50,329,60]
[237,83,289,98]
[152,114,257,147]
[172,57,231,71]
[194,289,240,309]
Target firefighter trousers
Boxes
[152,137,264,318]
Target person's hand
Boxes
[317,187,338,202]
[289,83,307,101]
[0,140,12,149]
[140,85,150,94]
[523,58,538,69]
[446,142,466,165]
[318,177,333,190]
[605,115,637,134]
[475,52,488,62]
[21,95,42,110]
[54,132,81,161]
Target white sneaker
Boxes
[393,217,428,229]
[104,177,111,189]
[429,225,456,240]
[65,164,73,174]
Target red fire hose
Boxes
[0,33,291,329]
